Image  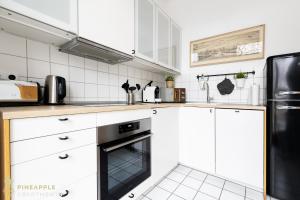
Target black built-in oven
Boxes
[98,118,151,200]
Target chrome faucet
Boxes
[203,81,211,103]
[199,79,212,103]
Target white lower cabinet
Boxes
[179,107,215,174]
[216,109,264,189]
[151,108,179,183]
[11,144,97,200]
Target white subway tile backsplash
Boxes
[50,63,69,81]
[98,62,109,73]
[50,45,68,65]
[69,55,84,68]
[69,66,84,82]
[98,72,109,85]
[0,54,27,78]
[127,66,135,77]
[119,64,128,76]
[134,68,142,78]
[28,59,50,79]
[0,32,165,102]
[98,85,109,98]
[109,64,119,74]
[109,74,119,86]
[27,40,49,61]
[85,69,97,84]
[69,82,85,98]
[85,58,97,70]
[109,86,119,98]
[85,84,98,98]
[0,31,26,57]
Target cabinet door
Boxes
[156,8,170,67]
[179,107,215,174]
[216,109,264,189]
[0,0,77,33]
[171,21,181,69]
[151,108,179,183]
[78,0,134,55]
[135,0,155,61]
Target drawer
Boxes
[11,113,97,141]
[11,128,96,165]
[11,144,97,194]
[97,109,151,126]
[12,173,97,200]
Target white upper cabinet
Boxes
[216,109,264,189]
[171,21,181,69]
[156,8,170,67]
[0,0,77,33]
[135,0,155,60]
[78,0,135,55]
[135,0,182,72]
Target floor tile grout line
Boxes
[218,179,225,200]
[168,167,192,200]
[143,164,264,200]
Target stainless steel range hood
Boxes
[59,37,133,64]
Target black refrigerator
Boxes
[266,52,300,200]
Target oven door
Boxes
[99,131,151,200]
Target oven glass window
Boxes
[100,136,151,200]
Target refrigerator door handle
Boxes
[277,105,300,110]
[278,91,300,95]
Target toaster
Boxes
[142,86,161,103]
[0,80,40,103]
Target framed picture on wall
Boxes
[190,25,265,67]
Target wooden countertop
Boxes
[0,103,266,120]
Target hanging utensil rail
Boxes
[196,70,255,81]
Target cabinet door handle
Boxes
[153,110,157,114]
[59,190,69,197]
[59,154,69,160]
[58,118,69,121]
[128,193,135,198]
[132,50,135,54]
[58,136,69,140]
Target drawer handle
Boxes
[153,110,157,114]
[59,190,69,197]
[128,193,135,198]
[58,118,69,121]
[59,154,69,160]
[58,136,69,140]
[235,110,240,113]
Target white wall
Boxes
[0,31,165,102]
[158,0,300,104]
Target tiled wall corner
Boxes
[0,31,166,102]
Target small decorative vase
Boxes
[235,78,246,88]
[166,80,174,88]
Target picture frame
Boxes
[190,25,265,67]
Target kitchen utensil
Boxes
[121,80,129,93]
[217,77,235,95]
[136,84,141,91]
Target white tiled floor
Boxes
[139,164,278,200]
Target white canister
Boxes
[251,84,260,105]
